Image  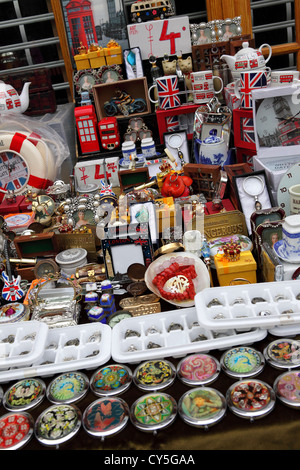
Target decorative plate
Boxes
[3,378,46,411]
[90,364,132,396]
[82,397,129,438]
[133,360,176,392]
[178,387,226,428]
[273,239,300,263]
[177,354,221,386]
[46,372,89,405]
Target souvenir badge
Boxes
[46,372,89,405]
[178,387,226,429]
[227,379,276,421]
[0,412,34,450]
[264,338,300,369]
[133,360,176,391]
[220,346,265,378]
[82,397,129,439]
[34,404,81,446]
[90,364,132,397]
[130,393,177,434]
[177,354,221,386]
[273,370,300,409]
[3,378,46,411]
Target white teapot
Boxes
[221,41,272,75]
[0,80,31,113]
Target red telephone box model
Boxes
[75,104,100,154]
[98,117,120,150]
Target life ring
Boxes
[23,131,57,184]
[0,132,48,196]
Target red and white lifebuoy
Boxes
[23,131,57,184]
[0,132,49,198]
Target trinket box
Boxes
[220,346,265,379]
[263,338,300,370]
[176,353,221,386]
[214,250,257,286]
[178,387,226,429]
[55,248,88,276]
[130,392,177,434]
[104,41,123,65]
[133,359,176,392]
[273,370,300,409]
[83,397,129,439]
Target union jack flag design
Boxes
[166,115,180,132]
[240,71,267,108]
[157,76,181,109]
[241,116,255,144]
[1,272,24,302]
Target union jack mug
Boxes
[148,75,181,109]
[234,69,269,108]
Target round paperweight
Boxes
[178,387,226,429]
[177,353,221,386]
[46,371,89,405]
[0,412,34,450]
[227,379,276,421]
[220,346,265,378]
[34,404,81,447]
[90,364,132,397]
[264,338,300,370]
[3,378,46,411]
[273,370,300,409]
[133,359,176,392]
[82,397,129,439]
[130,392,177,434]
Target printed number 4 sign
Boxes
[127,16,192,60]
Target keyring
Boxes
[242,175,265,211]
[167,133,184,162]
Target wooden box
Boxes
[118,167,149,192]
[93,77,151,121]
[183,163,221,201]
[214,250,257,286]
[13,233,58,259]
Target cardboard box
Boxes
[214,250,257,286]
[88,49,106,68]
[104,45,123,65]
[74,53,90,71]
[93,77,151,121]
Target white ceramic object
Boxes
[195,280,300,331]
[273,215,300,263]
[0,80,31,113]
[199,136,228,166]
[111,307,267,364]
[221,41,272,73]
[55,248,88,276]
[144,252,210,307]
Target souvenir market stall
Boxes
[0,0,300,451]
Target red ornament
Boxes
[161,172,193,198]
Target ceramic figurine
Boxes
[177,55,193,101]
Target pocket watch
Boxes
[107,310,133,328]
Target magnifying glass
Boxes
[242,175,265,211]
[167,133,184,163]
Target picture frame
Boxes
[190,22,216,46]
[218,17,242,42]
[97,65,123,84]
[59,0,129,59]
[250,207,285,236]
[73,68,100,95]
[254,220,284,260]
[64,195,99,228]
[232,170,275,235]
[130,201,158,245]
[101,223,153,279]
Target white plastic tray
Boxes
[0,321,48,369]
[111,307,267,364]
[0,322,111,384]
[195,280,300,331]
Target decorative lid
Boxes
[46,372,89,405]
[55,248,87,266]
[82,397,129,438]
[0,302,27,324]
[90,364,132,397]
[220,346,265,378]
[226,379,276,421]
[264,338,300,370]
[133,360,176,392]
[273,370,300,408]
[177,354,221,386]
[34,404,81,446]
[0,412,34,450]
[130,393,177,433]
[3,378,46,411]
[178,387,226,429]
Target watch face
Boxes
[0,151,29,193]
[107,310,132,328]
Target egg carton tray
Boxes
[0,321,48,369]
[195,280,300,331]
[111,307,267,364]
[0,322,111,384]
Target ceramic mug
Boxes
[191,71,223,104]
[148,75,181,109]
[234,69,270,108]
[289,184,300,215]
[270,70,300,87]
